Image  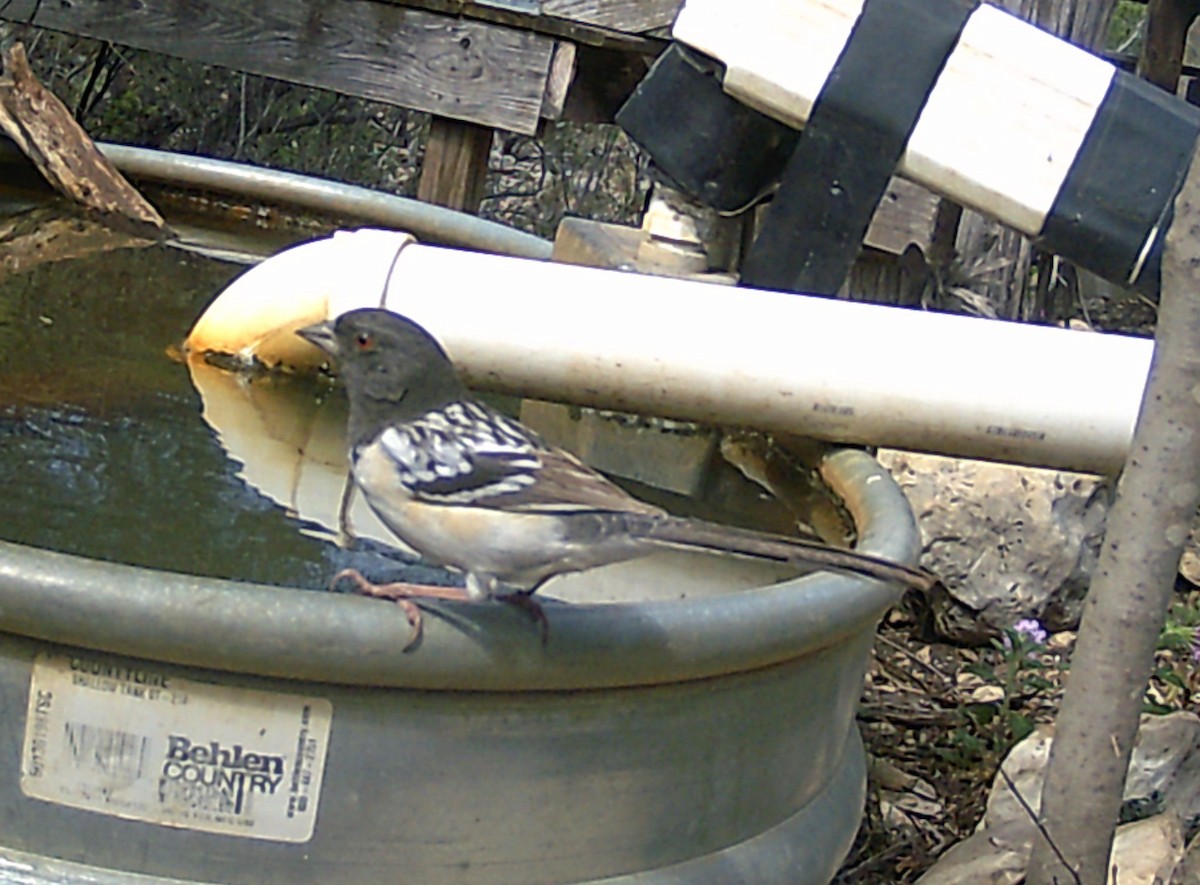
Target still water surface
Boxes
[0,236,422,590]
[0,206,810,605]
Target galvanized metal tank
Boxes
[0,145,921,883]
[0,447,915,885]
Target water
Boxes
[0,223,424,590]
[0,202,812,602]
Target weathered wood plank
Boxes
[541,0,682,33]
[371,0,668,51]
[863,177,939,256]
[541,41,577,120]
[1,0,556,134]
[417,116,493,211]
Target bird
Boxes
[297,308,939,648]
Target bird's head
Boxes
[298,308,466,442]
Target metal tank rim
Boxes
[0,448,916,692]
[0,139,554,261]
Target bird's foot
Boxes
[495,590,549,646]
[331,568,471,651]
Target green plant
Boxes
[1145,596,1200,713]
[1106,0,1144,53]
[942,619,1053,766]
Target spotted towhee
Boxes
[298,308,937,647]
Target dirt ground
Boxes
[834,601,1072,882]
[838,534,1200,881]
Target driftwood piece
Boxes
[0,43,166,232]
[0,207,154,278]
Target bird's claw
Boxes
[330,569,548,648]
[393,599,424,651]
[497,591,549,646]
[330,567,446,651]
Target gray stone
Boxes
[918,715,1200,884]
[879,451,1110,643]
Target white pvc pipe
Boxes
[188,230,1152,475]
[673,0,1117,239]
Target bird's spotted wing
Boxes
[372,400,662,516]
[374,401,539,502]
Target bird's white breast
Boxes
[352,441,575,595]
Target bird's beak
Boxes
[296,320,337,357]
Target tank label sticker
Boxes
[20,653,332,843]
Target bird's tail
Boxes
[635,515,940,592]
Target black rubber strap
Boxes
[1039,70,1200,296]
[741,0,979,295]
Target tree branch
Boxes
[1026,140,1200,882]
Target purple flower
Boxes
[1003,618,1048,651]
[1191,626,1200,664]
[1014,619,1048,645]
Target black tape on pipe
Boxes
[616,44,801,213]
[1039,71,1200,296]
[741,0,978,295]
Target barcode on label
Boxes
[64,721,149,783]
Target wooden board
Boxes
[0,43,166,233]
[552,216,651,268]
[373,0,669,51]
[542,0,682,33]
[0,0,557,134]
[1139,0,1198,90]
[864,177,940,256]
[541,41,577,120]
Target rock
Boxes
[979,725,1054,835]
[917,814,1184,885]
[913,827,1028,885]
[1123,712,1200,820]
[916,714,1200,884]
[982,714,1200,835]
[1172,830,1200,884]
[1111,813,1184,884]
[878,450,1110,643]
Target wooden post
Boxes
[416,116,493,213]
[1137,0,1200,92]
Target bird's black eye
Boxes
[355,332,373,351]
